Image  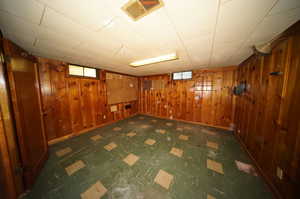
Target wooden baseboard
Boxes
[139,112,232,131]
[234,132,282,199]
[48,113,138,145]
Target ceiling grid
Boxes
[0,0,299,75]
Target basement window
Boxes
[172,71,192,80]
[69,64,98,78]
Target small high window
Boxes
[172,71,192,80]
[68,64,98,78]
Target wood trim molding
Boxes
[140,113,232,131]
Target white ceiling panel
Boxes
[269,0,300,15]
[0,0,299,76]
[37,0,117,31]
[211,40,244,66]
[247,6,300,45]
[164,0,219,39]
[215,0,277,43]
[40,7,88,41]
[0,0,44,24]
[0,11,39,38]
[184,35,212,66]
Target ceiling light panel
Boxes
[130,53,178,67]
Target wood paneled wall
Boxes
[0,38,25,199]
[234,24,300,199]
[138,67,237,129]
[37,58,138,144]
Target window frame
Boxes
[172,71,193,80]
[68,64,99,79]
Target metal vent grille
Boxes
[140,0,160,10]
[122,0,164,21]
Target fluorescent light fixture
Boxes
[130,53,178,67]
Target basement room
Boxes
[0,0,299,199]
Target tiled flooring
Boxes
[25,115,273,199]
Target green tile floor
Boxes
[25,115,273,199]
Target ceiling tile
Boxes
[269,0,300,15]
[215,0,277,43]
[1,0,299,75]
[37,0,117,31]
[0,0,44,24]
[248,6,300,45]
[211,41,243,66]
[164,0,219,39]
[40,7,88,40]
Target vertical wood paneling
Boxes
[38,58,138,143]
[234,31,300,199]
[138,67,237,129]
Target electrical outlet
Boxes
[103,115,106,119]
[276,167,283,180]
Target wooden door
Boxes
[80,79,98,129]
[7,56,48,188]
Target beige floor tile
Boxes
[166,122,173,126]
[202,129,217,136]
[145,139,156,145]
[104,142,117,151]
[170,147,183,158]
[176,127,183,131]
[154,169,174,190]
[56,147,72,157]
[90,135,102,142]
[126,132,136,137]
[65,160,85,176]
[207,159,224,174]
[81,181,107,199]
[207,194,216,199]
[206,141,218,150]
[123,153,139,166]
[155,129,166,134]
[141,124,150,129]
[113,127,122,131]
[184,126,193,130]
[179,135,189,141]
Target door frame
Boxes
[6,55,48,188]
[0,35,24,198]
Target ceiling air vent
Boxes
[122,0,164,21]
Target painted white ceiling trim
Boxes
[0,0,299,76]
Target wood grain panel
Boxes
[0,38,23,199]
[234,21,300,199]
[138,67,237,129]
[37,58,138,143]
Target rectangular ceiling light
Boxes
[130,53,178,67]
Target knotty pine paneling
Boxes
[234,30,300,199]
[37,58,138,143]
[138,66,237,129]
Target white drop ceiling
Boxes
[0,0,299,76]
